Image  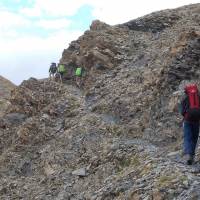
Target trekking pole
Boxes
[58,73,62,84]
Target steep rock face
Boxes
[1,4,200,200]
[0,75,15,98]
[0,76,15,116]
[61,3,200,143]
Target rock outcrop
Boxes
[1,3,200,200]
[0,75,15,116]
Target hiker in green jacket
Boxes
[57,63,66,83]
[75,67,84,88]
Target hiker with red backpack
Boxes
[179,84,200,165]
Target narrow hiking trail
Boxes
[1,79,200,199]
[62,82,200,199]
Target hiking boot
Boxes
[184,154,194,165]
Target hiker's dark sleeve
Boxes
[178,96,187,116]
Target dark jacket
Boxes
[179,94,200,122]
[179,95,189,117]
[49,63,57,73]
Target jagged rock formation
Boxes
[1,4,200,200]
[0,76,15,116]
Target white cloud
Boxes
[0,29,83,54]
[0,11,31,39]
[0,11,30,29]
[20,6,42,17]
[37,19,71,29]
[20,0,88,17]
[20,0,199,24]
[89,0,200,25]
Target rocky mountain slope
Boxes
[0,76,15,116]
[1,4,200,200]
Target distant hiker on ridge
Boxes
[49,62,57,80]
[75,66,84,88]
[57,63,67,83]
[179,84,200,165]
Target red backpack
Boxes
[185,84,200,121]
